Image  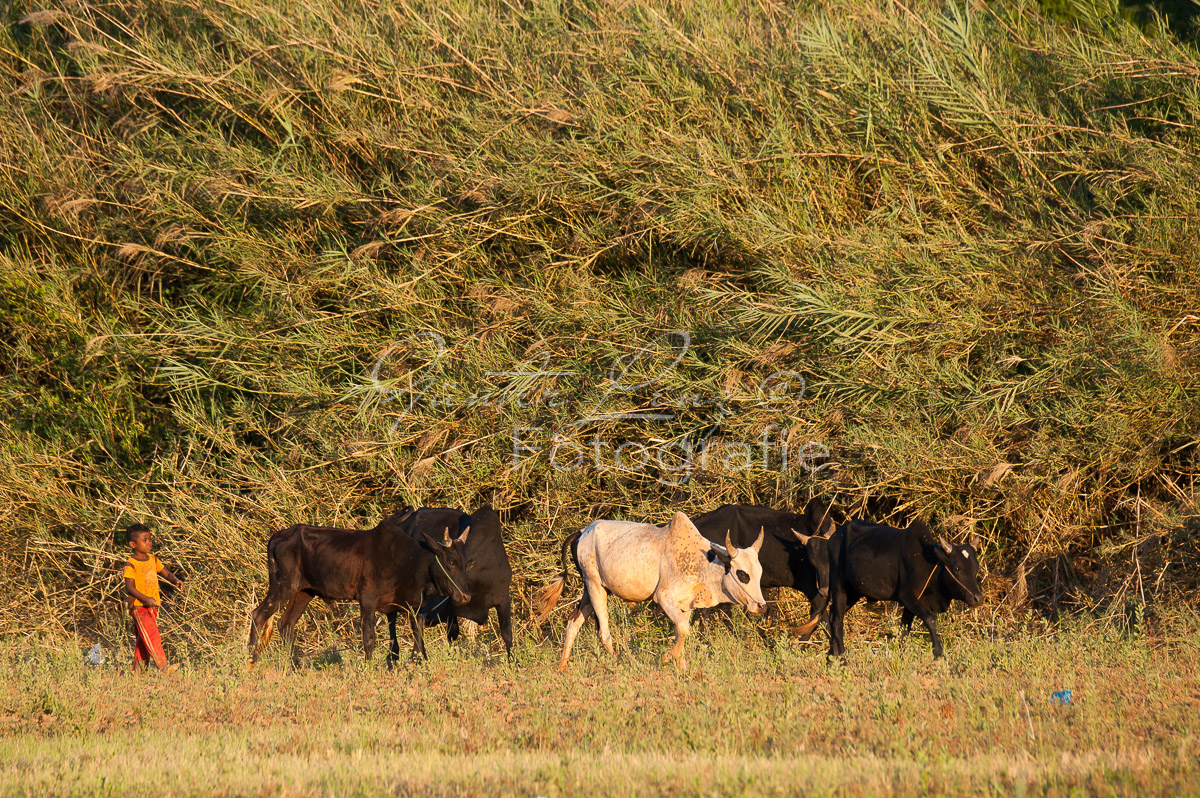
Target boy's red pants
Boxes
[131,606,169,670]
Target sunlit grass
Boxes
[4,615,1198,795]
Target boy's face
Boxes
[129,531,153,555]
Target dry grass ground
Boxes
[4,613,1198,796]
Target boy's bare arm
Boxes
[124,576,158,608]
[158,567,184,588]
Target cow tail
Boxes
[532,530,580,626]
[263,532,285,598]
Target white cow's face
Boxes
[720,544,767,615]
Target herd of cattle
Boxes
[247,500,985,669]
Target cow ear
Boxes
[709,546,731,567]
[455,524,470,546]
[420,530,440,550]
[969,533,981,550]
[752,526,765,553]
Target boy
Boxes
[123,523,184,674]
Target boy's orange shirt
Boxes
[123,554,164,607]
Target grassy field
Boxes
[4,613,1199,796]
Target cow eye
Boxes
[736,570,749,584]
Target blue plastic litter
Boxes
[1051,690,1071,705]
[85,643,105,666]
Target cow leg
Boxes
[696,605,735,638]
[557,597,594,672]
[386,611,401,669]
[790,591,828,640]
[248,593,282,663]
[660,604,692,670]
[899,594,943,658]
[496,600,514,660]
[445,613,461,645]
[409,610,428,661]
[583,580,615,657]
[359,600,379,661]
[278,592,315,667]
[827,586,847,661]
[900,608,915,633]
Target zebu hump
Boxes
[665,511,709,579]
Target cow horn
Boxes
[752,526,765,553]
[442,526,453,547]
[724,532,736,557]
[455,524,471,545]
[938,535,953,554]
[969,533,981,550]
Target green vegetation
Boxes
[3,0,1197,643]
[4,617,1199,795]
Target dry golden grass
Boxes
[3,613,1199,795]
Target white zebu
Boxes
[534,511,767,669]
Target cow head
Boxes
[933,533,984,607]
[792,528,831,597]
[421,525,472,606]
[709,527,767,615]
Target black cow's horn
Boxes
[938,535,953,554]
[455,524,471,545]
[969,533,981,550]
[752,526,765,553]
[442,526,452,547]
[793,528,812,545]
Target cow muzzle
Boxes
[452,589,472,605]
[747,600,767,616]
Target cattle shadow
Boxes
[306,648,346,669]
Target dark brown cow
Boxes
[248,507,472,666]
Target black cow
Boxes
[247,507,472,667]
[692,498,839,636]
[824,519,984,659]
[395,504,514,658]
